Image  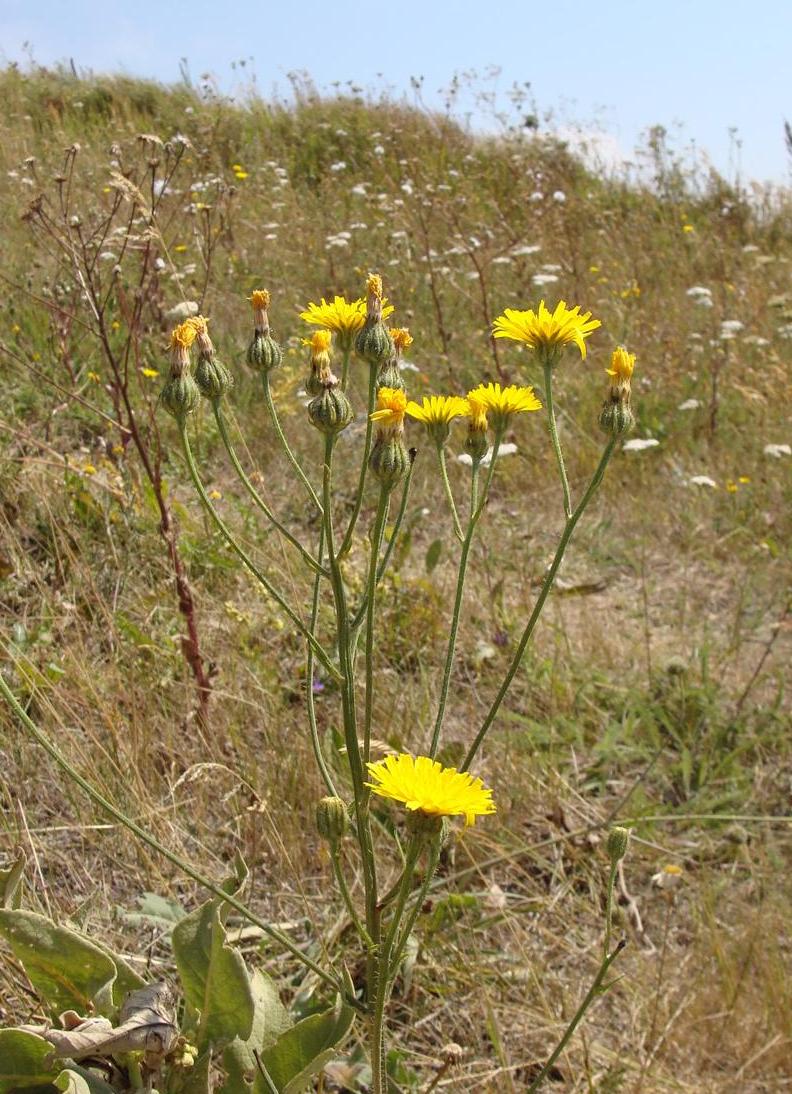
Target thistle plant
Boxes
[0,275,639,1092]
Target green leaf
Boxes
[0,849,26,909]
[259,995,355,1094]
[222,969,292,1093]
[425,539,443,574]
[54,1068,115,1094]
[0,910,118,1017]
[0,1029,57,1092]
[171,858,255,1052]
[177,1051,212,1094]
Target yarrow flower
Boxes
[465,382,542,431]
[300,295,395,351]
[370,386,407,431]
[492,300,601,361]
[366,753,496,827]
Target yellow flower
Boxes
[87,371,101,382]
[465,390,489,432]
[406,394,469,426]
[249,289,271,310]
[141,367,159,378]
[367,272,383,299]
[366,753,496,827]
[606,346,636,383]
[682,224,695,234]
[300,295,395,350]
[492,300,601,361]
[466,382,542,431]
[370,387,407,429]
[389,327,413,352]
[726,481,738,493]
[302,329,332,355]
[169,321,197,350]
[231,163,243,171]
[234,171,249,180]
[738,476,751,484]
[82,464,97,475]
[174,244,187,253]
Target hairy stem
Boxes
[262,371,323,513]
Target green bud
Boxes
[247,331,283,373]
[606,826,631,864]
[406,810,446,839]
[316,796,350,843]
[369,434,410,488]
[195,354,234,401]
[355,319,393,367]
[376,358,405,392]
[304,368,324,397]
[598,394,635,437]
[160,374,201,420]
[464,427,489,463]
[308,386,354,435]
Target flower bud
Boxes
[606,826,631,864]
[369,434,410,488]
[316,797,350,843]
[464,425,489,463]
[190,316,234,401]
[247,331,283,373]
[303,330,337,395]
[376,356,405,392]
[308,386,354,435]
[161,374,201,420]
[355,273,394,366]
[598,396,635,437]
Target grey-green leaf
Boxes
[55,1068,116,1094]
[0,1029,58,1092]
[0,910,118,1017]
[171,860,254,1052]
[222,969,292,1093]
[259,996,355,1094]
[425,539,443,573]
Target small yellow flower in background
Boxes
[11,323,21,334]
[366,753,496,827]
[174,244,188,253]
[739,475,751,484]
[682,224,695,234]
[231,163,243,172]
[234,170,249,180]
[370,387,407,429]
[82,464,97,476]
[726,481,738,493]
[606,346,636,384]
[492,300,601,361]
[389,327,413,352]
[589,265,600,274]
[208,489,222,500]
[111,320,121,331]
[141,367,159,379]
[466,382,542,431]
[87,371,101,382]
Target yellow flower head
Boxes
[406,394,469,446]
[406,394,469,426]
[249,289,271,310]
[492,300,601,361]
[606,346,636,384]
[367,272,383,300]
[370,386,407,429]
[300,295,395,350]
[169,321,198,351]
[466,382,542,431]
[302,329,333,356]
[464,391,489,433]
[389,327,413,353]
[366,753,496,827]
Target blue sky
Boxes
[2,0,790,184]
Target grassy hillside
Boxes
[1,65,791,1090]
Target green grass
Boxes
[0,62,791,1090]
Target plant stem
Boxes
[339,346,352,390]
[331,844,374,948]
[261,371,323,513]
[543,361,572,519]
[429,432,503,759]
[437,446,464,542]
[364,488,391,765]
[370,835,425,1094]
[179,421,340,683]
[212,401,326,575]
[604,859,618,961]
[321,435,380,967]
[338,365,378,557]
[390,834,442,975]
[526,939,626,1093]
[306,526,338,798]
[462,438,616,772]
[0,669,347,998]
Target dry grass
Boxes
[0,64,791,1090]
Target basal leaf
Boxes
[259,995,355,1094]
